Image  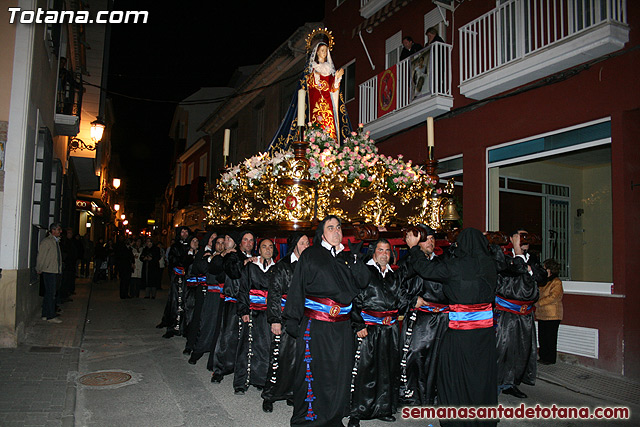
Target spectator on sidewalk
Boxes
[81,234,94,278]
[115,238,135,299]
[36,223,63,324]
[60,228,77,303]
[536,259,563,365]
[130,238,144,298]
[93,238,107,283]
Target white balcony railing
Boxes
[460,0,627,85]
[359,42,452,127]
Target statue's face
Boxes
[317,45,328,63]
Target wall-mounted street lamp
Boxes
[68,117,106,153]
[113,203,120,211]
[113,178,121,189]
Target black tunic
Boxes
[262,253,298,404]
[209,251,249,375]
[192,254,225,359]
[184,249,209,351]
[141,246,161,289]
[408,228,498,427]
[159,239,190,334]
[494,251,544,388]
[397,252,449,406]
[234,260,274,391]
[350,263,404,421]
[283,244,370,427]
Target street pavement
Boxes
[0,277,638,426]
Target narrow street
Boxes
[1,277,638,426]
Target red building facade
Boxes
[324,0,639,379]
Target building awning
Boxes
[76,191,108,217]
[69,156,100,192]
[352,0,416,38]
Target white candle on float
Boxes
[297,89,306,128]
[223,129,230,156]
[427,117,435,147]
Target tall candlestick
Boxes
[223,129,230,157]
[427,117,434,147]
[297,89,306,128]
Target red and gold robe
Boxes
[307,73,340,141]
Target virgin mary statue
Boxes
[268,28,352,153]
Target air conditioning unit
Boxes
[432,0,456,12]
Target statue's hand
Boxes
[335,68,344,79]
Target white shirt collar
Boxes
[321,239,344,256]
[511,249,530,263]
[367,258,393,277]
[253,257,275,272]
[290,252,299,263]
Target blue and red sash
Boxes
[173,267,185,276]
[304,296,351,322]
[495,295,534,315]
[249,289,268,311]
[361,309,398,326]
[207,284,223,293]
[448,303,493,330]
[415,301,450,314]
[186,275,206,287]
[220,294,237,303]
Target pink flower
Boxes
[306,148,311,154]
[359,174,365,180]
[343,170,349,175]
[436,188,443,194]
[339,161,345,167]
[398,154,403,159]
[358,123,364,127]
[367,176,373,182]
[393,177,399,183]
[349,166,354,172]
[351,131,357,136]
[309,137,315,142]
[314,173,320,179]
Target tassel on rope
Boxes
[270,333,281,384]
[245,315,254,389]
[350,335,364,405]
[303,318,317,421]
[401,311,417,399]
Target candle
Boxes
[297,89,306,127]
[223,129,230,156]
[427,117,434,147]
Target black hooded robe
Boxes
[159,228,191,335]
[408,228,499,427]
[209,250,250,375]
[350,263,404,421]
[283,242,370,427]
[397,252,449,406]
[494,251,544,389]
[233,260,274,391]
[190,253,226,363]
[262,252,299,404]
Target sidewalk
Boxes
[0,276,638,426]
[0,277,91,427]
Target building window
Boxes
[342,60,356,102]
[487,118,612,288]
[199,153,208,178]
[187,163,194,185]
[424,8,446,45]
[385,31,402,68]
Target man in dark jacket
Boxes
[400,36,423,60]
[115,238,134,299]
[157,226,191,337]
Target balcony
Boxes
[54,70,82,136]
[459,0,629,100]
[359,0,392,19]
[359,42,453,140]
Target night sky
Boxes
[107,0,325,228]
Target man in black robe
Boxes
[495,229,545,399]
[182,235,207,355]
[262,233,310,413]
[397,225,449,405]
[157,226,191,338]
[189,234,225,365]
[210,230,256,383]
[283,216,369,427]
[234,238,276,394]
[349,238,405,426]
[406,228,499,427]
